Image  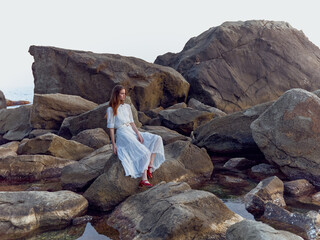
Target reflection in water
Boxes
[76,223,111,240]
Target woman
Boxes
[106,85,165,187]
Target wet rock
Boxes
[226,219,303,240]
[249,163,280,180]
[155,20,320,113]
[188,98,226,117]
[71,128,109,149]
[217,175,249,188]
[29,45,189,111]
[61,145,113,192]
[0,190,88,239]
[108,181,243,240]
[83,140,213,211]
[284,179,316,197]
[159,107,214,136]
[223,157,256,170]
[244,176,286,217]
[18,133,94,161]
[31,93,98,130]
[251,89,320,187]
[72,215,93,226]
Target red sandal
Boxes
[147,166,153,179]
[139,179,153,188]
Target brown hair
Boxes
[109,85,125,116]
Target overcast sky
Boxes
[1,0,320,93]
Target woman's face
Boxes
[119,89,126,101]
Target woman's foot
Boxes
[139,179,153,188]
[147,166,153,179]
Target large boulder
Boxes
[244,176,286,217]
[61,145,113,192]
[193,101,272,156]
[251,89,320,187]
[226,220,303,240]
[18,133,94,161]
[158,107,214,136]
[284,179,316,197]
[0,155,74,184]
[108,181,243,240]
[0,191,88,239]
[188,98,226,117]
[31,93,98,130]
[0,105,32,141]
[58,97,141,139]
[71,128,109,149]
[83,140,213,211]
[29,45,190,111]
[0,141,19,159]
[0,90,6,109]
[155,20,320,113]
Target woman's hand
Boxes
[137,133,144,144]
[112,143,117,155]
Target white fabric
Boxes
[107,103,166,178]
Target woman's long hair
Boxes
[109,85,125,116]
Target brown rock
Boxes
[284,179,316,197]
[0,141,19,159]
[144,106,164,118]
[31,93,98,130]
[29,45,190,111]
[137,111,151,125]
[188,98,226,117]
[251,89,320,187]
[249,163,280,181]
[71,128,109,149]
[108,181,243,240]
[166,102,187,110]
[223,157,255,170]
[0,90,6,109]
[155,20,320,113]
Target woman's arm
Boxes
[109,128,117,154]
[130,122,144,144]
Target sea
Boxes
[2,85,34,106]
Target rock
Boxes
[244,176,286,217]
[249,163,280,181]
[166,102,187,110]
[72,215,93,226]
[144,106,164,118]
[188,98,226,117]
[0,90,6,109]
[159,107,214,136]
[223,157,256,170]
[61,145,113,192]
[155,20,320,113]
[0,105,33,141]
[29,45,190,111]
[193,101,273,156]
[28,129,58,138]
[58,97,141,139]
[0,141,19,158]
[284,179,316,197]
[138,111,151,125]
[31,93,98,130]
[18,133,94,161]
[0,190,88,239]
[108,181,243,240]
[0,135,9,145]
[140,125,191,145]
[0,155,74,183]
[312,192,320,202]
[83,140,213,211]
[261,202,320,240]
[313,89,320,97]
[147,117,162,126]
[217,175,249,188]
[6,100,30,107]
[71,128,109,149]
[251,89,320,187]
[226,219,303,240]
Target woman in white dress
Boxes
[106,85,166,187]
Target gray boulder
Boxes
[0,90,6,109]
[71,128,109,149]
[155,20,320,113]
[188,98,226,117]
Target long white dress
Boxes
[106,103,166,178]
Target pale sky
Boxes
[1,0,320,93]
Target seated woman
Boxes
[106,85,166,187]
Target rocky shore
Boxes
[1,20,320,239]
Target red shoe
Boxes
[147,166,153,179]
[139,180,153,188]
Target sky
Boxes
[1,0,320,97]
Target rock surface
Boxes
[0,105,32,141]
[71,128,109,149]
[31,93,98,130]
[244,176,286,217]
[155,20,320,113]
[0,190,88,239]
[193,101,272,156]
[108,181,243,240]
[18,133,94,161]
[188,98,226,117]
[226,219,303,240]
[284,179,316,197]
[83,140,213,211]
[0,90,6,109]
[158,107,214,136]
[0,141,19,158]
[29,45,190,111]
[251,89,320,187]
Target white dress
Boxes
[106,103,166,178]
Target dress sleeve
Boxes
[128,104,134,123]
[107,107,115,128]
